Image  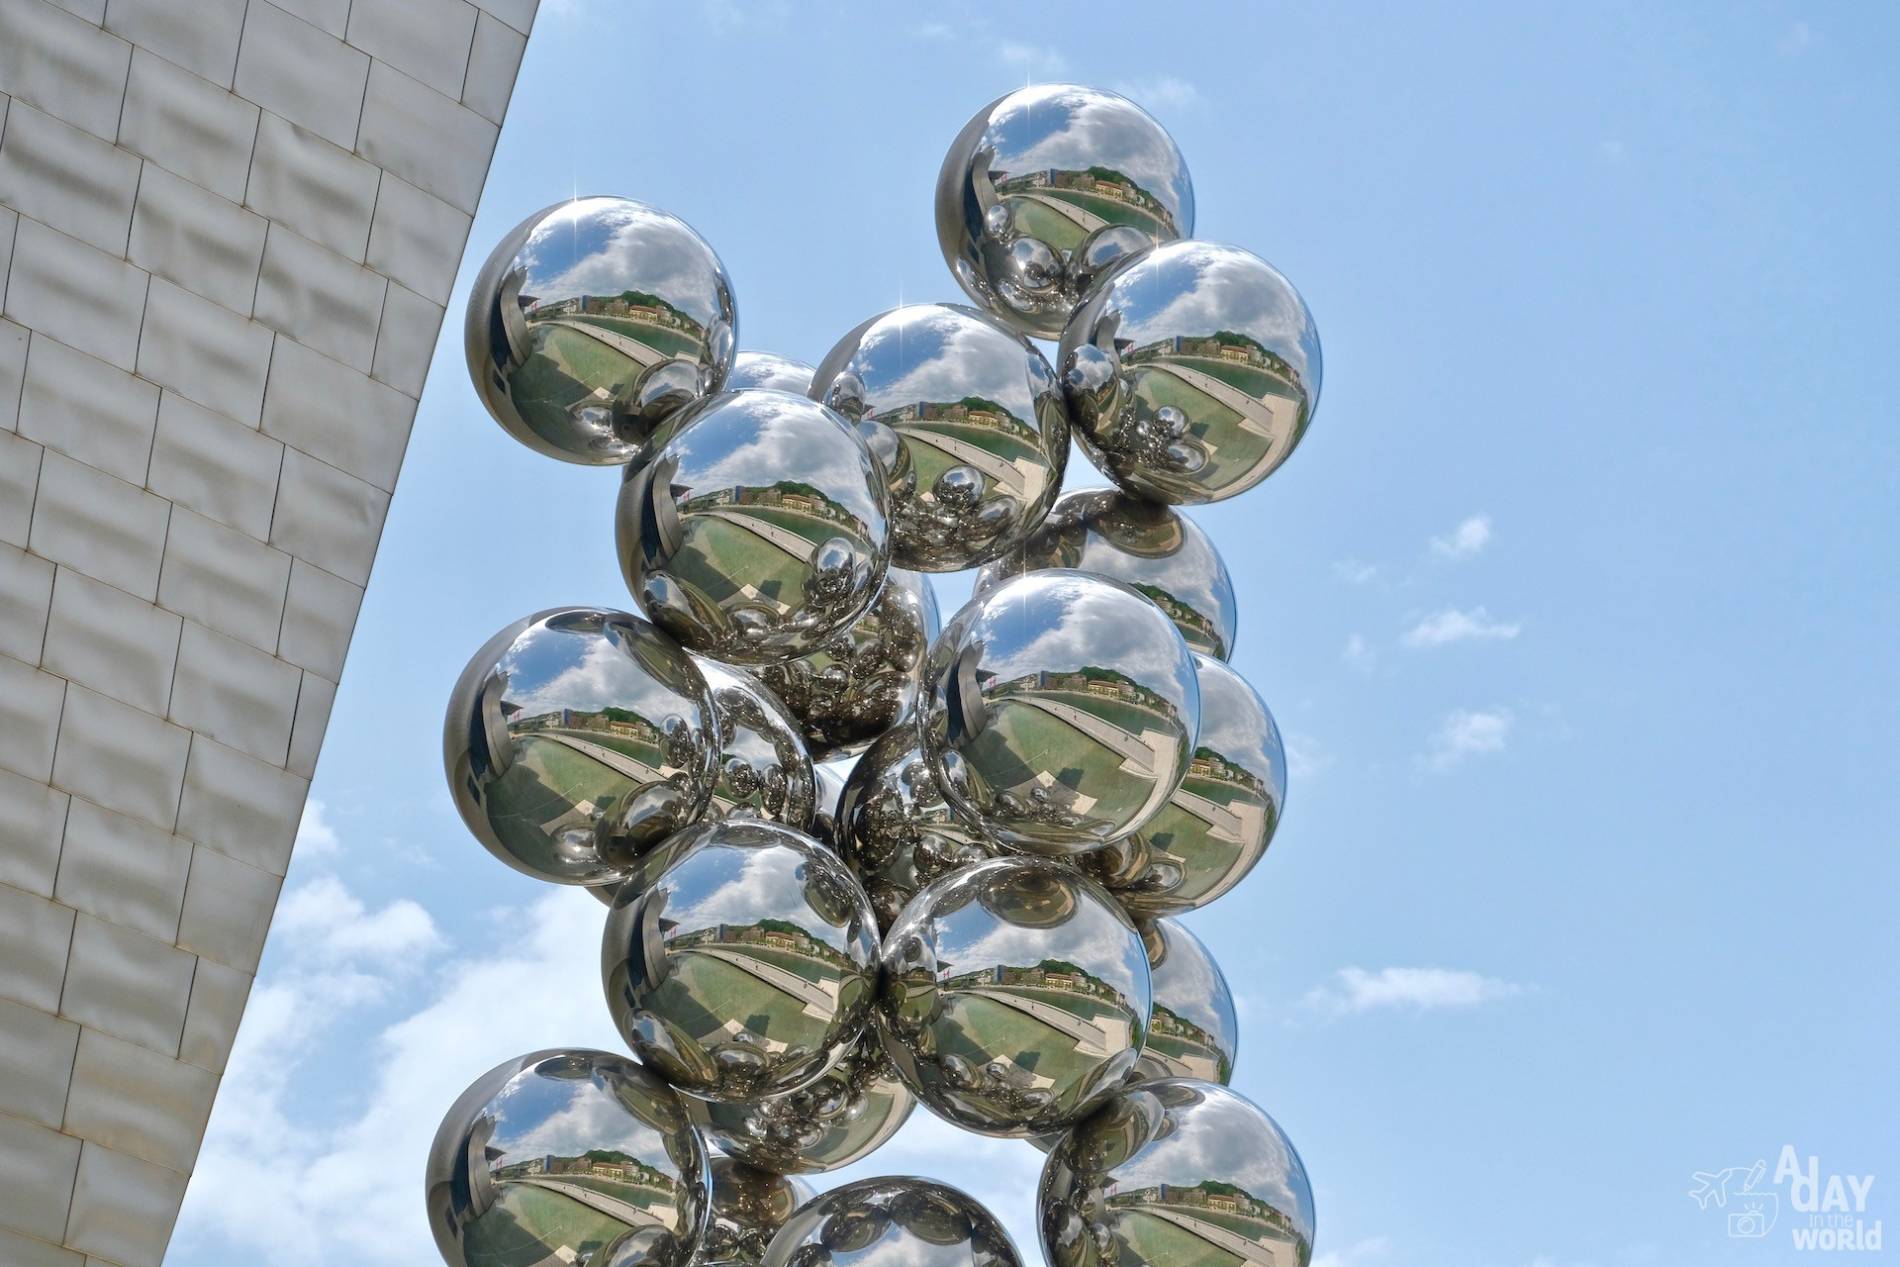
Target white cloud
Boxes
[274,875,444,964]
[1421,707,1513,771]
[296,799,341,857]
[1283,731,1331,780]
[1429,513,1492,560]
[1342,633,1377,673]
[998,41,1070,79]
[1401,607,1521,648]
[1334,559,1382,586]
[1314,1237,1391,1267]
[913,20,951,40]
[1111,76,1203,111]
[1305,967,1526,1015]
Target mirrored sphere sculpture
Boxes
[811,304,1069,571]
[602,820,880,1102]
[762,1177,1021,1267]
[697,1155,813,1267]
[1038,1079,1314,1267]
[444,608,717,887]
[686,1029,915,1175]
[617,390,891,664]
[426,1049,708,1267]
[920,570,1201,854]
[937,84,1194,340]
[698,659,817,828]
[976,488,1237,661]
[1060,239,1321,504]
[1134,919,1237,1085]
[466,196,737,464]
[1088,654,1284,917]
[809,761,850,849]
[877,856,1152,1137]
[835,725,998,933]
[757,569,940,762]
[727,351,816,394]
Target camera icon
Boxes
[1728,1196,1777,1238]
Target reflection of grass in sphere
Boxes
[463,1184,630,1267]
[509,326,638,434]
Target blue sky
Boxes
[168,3,1899,1265]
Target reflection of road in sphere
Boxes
[444,607,718,887]
[878,856,1152,1137]
[617,390,891,665]
[465,196,736,465]
[426,1049,707,1267]
[602,820,879,1102]
[762,1177,1020,1267]
[1134,919,1238,1085]
[1039,1079,1314,1267]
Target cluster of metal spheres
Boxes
[432,84,1321,1267]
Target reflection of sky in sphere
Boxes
[985,85,1193,229]
[1112,242,1321,393]
[727,351,816,394]
[488,1072,672,1169]
[662,837,857,955]
[929,866,1147,1007]
[841,306,1039,425]
[969,572,1198,712]
[1110,1084,1313,1236]
[499,617,689,726]
[517,196,729,329]
[667,391,883,527]
[1039,491,1236,653]
[1149,921,1235,1050]
[1194,656,1286,804]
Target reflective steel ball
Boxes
[758,569,939,762]
[877,856,1152,1137]
[466,196,737,464]
[835,725,998,933]
[698,659,817,828]
[425,1049,708,1267]
[809,761,850,849]
[727,351,816,394]
[602,819,880,1102]
[618,390,891,664]
[762,1177,1020,1267]
[1060,240,1322,504]
[921,569,1201,854]
[812,305,1068,571]
[1088,654,1285,917]
[445,608,717,887]
[1038,1079,1314,1267]
[976,488,1237,661]
[696,1155,813,1267]
[937,85,1194,340]
[685,1028,915,1175]
[1134,919,1237,1085]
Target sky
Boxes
[167,3,1900,1265]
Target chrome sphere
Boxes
[465,196,736,465]
[809,761,850,849]
[685,1029,915,1175]
[920,570,1201,854]
[1088,654,1284,917]
[727,351,816,394]
[877,856,1152,1137]
[811,305,1068,571]
[618,390,891,664]
[698,660,817,828]
[835,725,997,933]
[1134,920,1237,1085]
[696,1155,813,1267]
[1060,240,1322,504]
[444,608,717,887]
[762,1177,1020,1267]
[602,820,880,1102]
[937,85,1194,340]
[758,569,940,762]
[976,488,1237,661]
[1038,1079,1314,1267]
[425,1049,708,1267]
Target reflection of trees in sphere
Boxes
[696,659,816,829]
[616,390,891,665]
[444,608,717,886]
[937,85,1193,341]
[685,1030,914,1175]
[877,856,1152,1137]
[602,820,879,1102]
[426,1049,708,1267]
[1133,919,1238,1085]
[976,488,1237,660]
[1088,654,1284,917]
[757,569,939,762]
[1060,240,1321,505]
[811,304,1069,571]
[1038,1079,1314,1267]
[465,197,736,465]
[920,569,1201,854]
[695,1155,813,1267]
[762,1177,1020,1267]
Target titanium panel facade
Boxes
[0,2,537,1262]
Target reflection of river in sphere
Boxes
[762,1177,1020,1267]
[444,607,718,887]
